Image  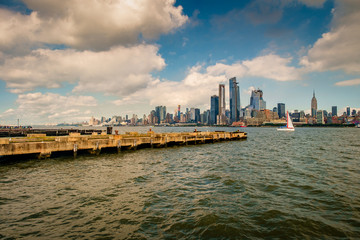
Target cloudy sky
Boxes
[0,0,359,125]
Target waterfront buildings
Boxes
[273,107,278,115]
[210,95,219,125]
[316,110,325,124]
[229,77,241,123]
[277,103,285,118]
[155,106,166,124]
[332,106,337,116]
[250,89,266,111]
[218,84,227,125]
[177,105,181,120]
[84,83,358,127]
[346,106,351,116]
[311,91,317,117]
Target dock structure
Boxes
[0,131,247,159]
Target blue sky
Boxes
[0,0,359,125]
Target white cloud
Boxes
[243,54,301,81]
[0,44,165,94]
[298,0,326,8]
[0,0,188,52]
[211,0,325,28]
[114,54,302,109]
[0,92,97,124]
[244,86,256,96]
[300,0,360,74]
[335,78,360,86]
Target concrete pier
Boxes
[0,131,247,159]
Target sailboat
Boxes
[277,111,295,131]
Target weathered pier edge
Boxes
[0,131,247,160]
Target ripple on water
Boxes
[0,127,360,239]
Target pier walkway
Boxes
[0,131,247,159]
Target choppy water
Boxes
[1,127,360,239]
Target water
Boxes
[1,127,360,239]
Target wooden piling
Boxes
[0,131,247,159]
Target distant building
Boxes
[346,106,351,116]
[200,111,209,125]
[352,109,357,116]
[218,84,226,125]
[273,107,278,114]
[246,109,278,126]
[332,106,337,116]
[311,91,317,117]
[155,106,166,124]
[250,89,266,111]
[177,105,181,120]
[277,103,285,118]
[195,108,201,123]
[189,108,196,122]
[291,112,300,122]
[229,77,241,123]
[210,95,219,125]
[316,110,325,124]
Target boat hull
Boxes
[277,128,295,131]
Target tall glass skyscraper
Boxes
[218,84,226,125]
[155,106,166,124]
[332,106,337,116]
[311,91,317,117]
[277,103,285,118]
[250,89,266,111]
[210,95,219,125]
[229,77,240,123]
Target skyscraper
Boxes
[311,90,317,117]
[316,110,325,124]
[250,89,266,111]
[229,77,240,123]
[195,108,200,123]
[218,84,226,125]
[155,106,166,124]
[189,108,196,122]
[332,106,337,116]
[210,95,219,125]
[346,106,350,116]
[277,103,285,118]
[177,105,181,120]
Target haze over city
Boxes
[0,0,359,125]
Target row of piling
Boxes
[0,131,247,160]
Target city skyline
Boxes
[0,0,359,125]
[85,81,358,127]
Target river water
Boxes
[1,127,360,239]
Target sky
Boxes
[0,0,359,125]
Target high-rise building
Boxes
[332,106,337,116]
[189,108,196,122]
[277,103,285,118]
[316,110,325,124]
[229,77,241,123]
[177,105,181,120]
[346,106,350,116]
[155,106,166,124]
[273,107,278,114]
[195,108,200,123]
[311,90,317,117]
[218,84,226,125]
[210,95,219,125]
[250,89,266,111]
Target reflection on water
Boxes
[1,127,360,239]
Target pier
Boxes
[0,131,247,159]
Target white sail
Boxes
[287,112,294,129]
[277,111,295,131]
